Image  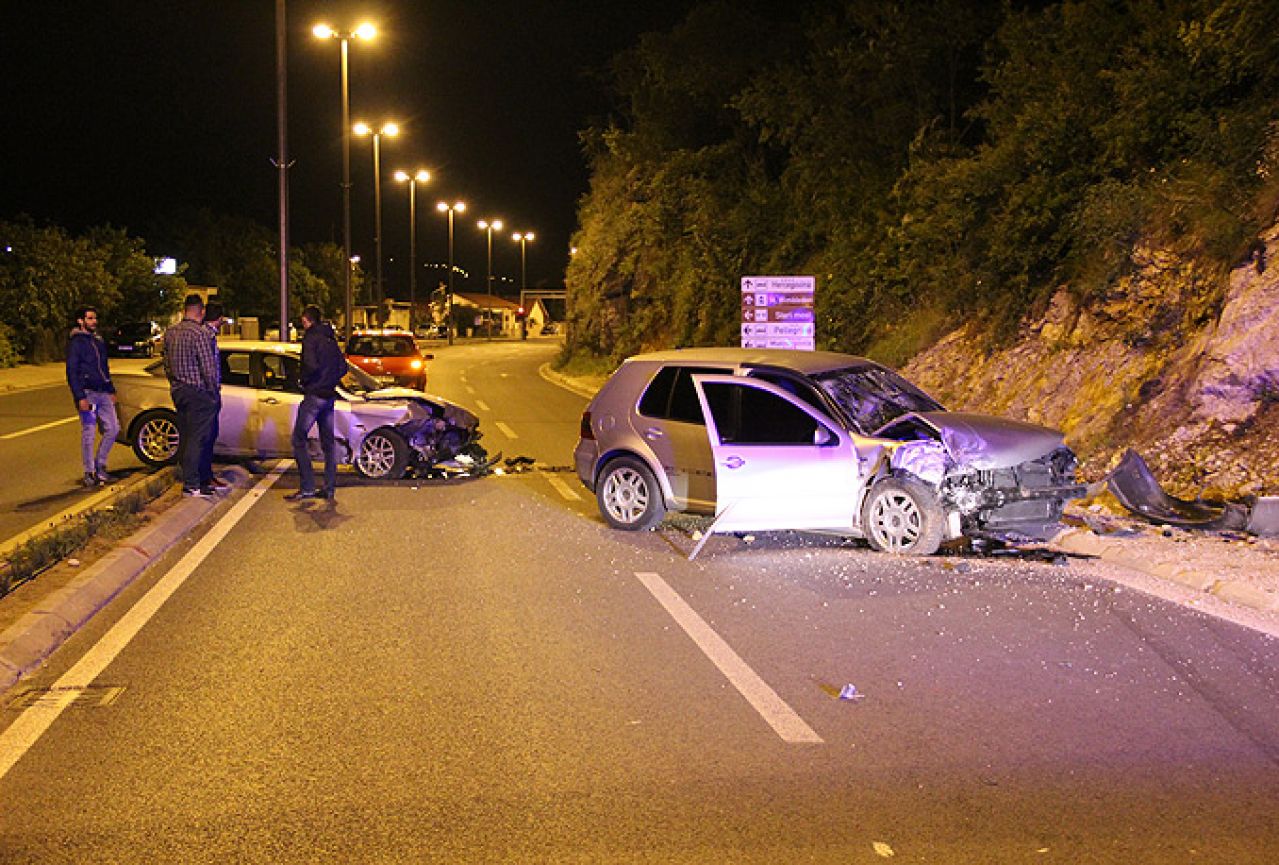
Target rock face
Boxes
[902,226,1279,498]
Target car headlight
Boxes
[410,359,423,370]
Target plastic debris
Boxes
[838,683,865,701]
[67,558,81,568]
[873,841,895,857]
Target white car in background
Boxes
[114,340,484,480]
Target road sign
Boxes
[741,276,815,350]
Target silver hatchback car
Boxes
[574,348,1085,555]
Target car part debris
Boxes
[1104,450,1271,532]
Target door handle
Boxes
[721,455,745,470]
[261,397,280,405]
[643,427,665,440]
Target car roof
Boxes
[624,347,878,376]
[218,340,299,354]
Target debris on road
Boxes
[1106,449,1278,536]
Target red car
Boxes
[344,330,430,391]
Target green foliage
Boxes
[568,0,1279,362]
[0,322,19,368]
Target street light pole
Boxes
[512,231,534,339]
[436,201,466,345]
[275,0,290,342]
[477,218,504,340]
[313,21,376,338]
[355,121,399,307]
[394,170,431,333]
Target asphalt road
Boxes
[1,340,1277,863]
[0,368,149,542]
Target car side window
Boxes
[259,353,302,394]
[638,365,729,424]
[747,371,831,418]
[703,382,828,445]
[221,352,251,388]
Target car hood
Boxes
[897,411,1065,470]
[360,387,479,428]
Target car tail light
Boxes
[579,410,594,440]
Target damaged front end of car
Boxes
[368,389,497,477]
[879,412,1088,541]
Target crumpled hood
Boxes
[364,387,479,428]
[907,411,1064,470]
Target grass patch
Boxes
[0,471,175,597]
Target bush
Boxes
[0,323,18,368]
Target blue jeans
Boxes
[172,385,219,490]
[291,394,337,494]
[199,397,221,485]
[79,390,120,474]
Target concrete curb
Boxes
[1051,528,1279,614]
[0,466,251,693]
[537,362,601,400]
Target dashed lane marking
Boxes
[475,399,491,412]
[544,473,582,501]
[634,571,823,745]
[495,421,518,439]
[0,462,289,782]
[0,416,78,440]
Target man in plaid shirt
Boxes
[163,294,221,496]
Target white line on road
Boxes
[465,385,476,395]
[0,415,78,440]
[475,399,491,412]
[544,473,582,501]
[634,571,823,745]
[0,463,288,782]
[495,421,518,439]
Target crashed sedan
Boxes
[114,340,487,480]
[574,348,1085,555]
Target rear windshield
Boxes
[347,336,417,357]
[814,364,944,434]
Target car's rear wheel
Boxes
[132,409,180,467]
[861,477,945,556]
[596,456,665,531]
[355,428,409,479]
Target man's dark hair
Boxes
[204,301,224,322]
[73,306,97,324]
[302,305,323,325]
[183,293,204,311]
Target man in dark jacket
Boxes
[286,306,346,501]
[66,306,120,488]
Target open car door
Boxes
[689,375,861,557]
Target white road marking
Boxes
[495,421,518,439]
[0,463,288,782]
[0,415,78,440]
[544,473,582,501]
[634,571,823,745]
[465,385,476,395]
[475,399,491,412]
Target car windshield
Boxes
[814,364,945,433]
[347,336,416,357]
[339,362,382,395]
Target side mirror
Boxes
[814,426,835,446]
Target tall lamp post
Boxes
[312,21,376,338]
[393,170,431,333]
[436,201,466,345]
[477,219,504,339]
[511,231,535,339]
[354,121,399,306]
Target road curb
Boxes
[1051,528,1278,615]
[0,466,251,693]
[537,362,600,399]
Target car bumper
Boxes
[573,440,598,492]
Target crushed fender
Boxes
[1106,449,1277,536]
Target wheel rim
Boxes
[138,417,179,462]
[358,434,396,478]
[602,467,650,526]
[868,490,922,552]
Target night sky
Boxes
[1,1,703,296]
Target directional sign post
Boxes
[740,276,816,350]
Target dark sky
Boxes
[1,0,702,296]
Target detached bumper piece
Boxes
[1106,449,1277,536]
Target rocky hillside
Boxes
[902,226,1279,499]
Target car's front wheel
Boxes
[861,477,945,556]
[131,409,180,467]
[596,456,665,531]
[355,428,409,479]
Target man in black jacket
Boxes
[66,306,119,488]
[286,306,346,501]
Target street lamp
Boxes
[393,169,431,333]
[436,201,466,345]
[511,231,535,339]
[312,20,377,338]
[477,218,503,339]
[354,121,399,306]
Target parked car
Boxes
[415,323,449,339]
[345,330,431,390]
[114,340,484,480]
[574,348,1085,555]
[105,322,161,358]
[540,322,559,336]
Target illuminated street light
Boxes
[511,231,535,339]
[354,120,400,305]
[436,201,466,345]
[393,169,432,333]
[476,219,504,340]
[312,20,376,337]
